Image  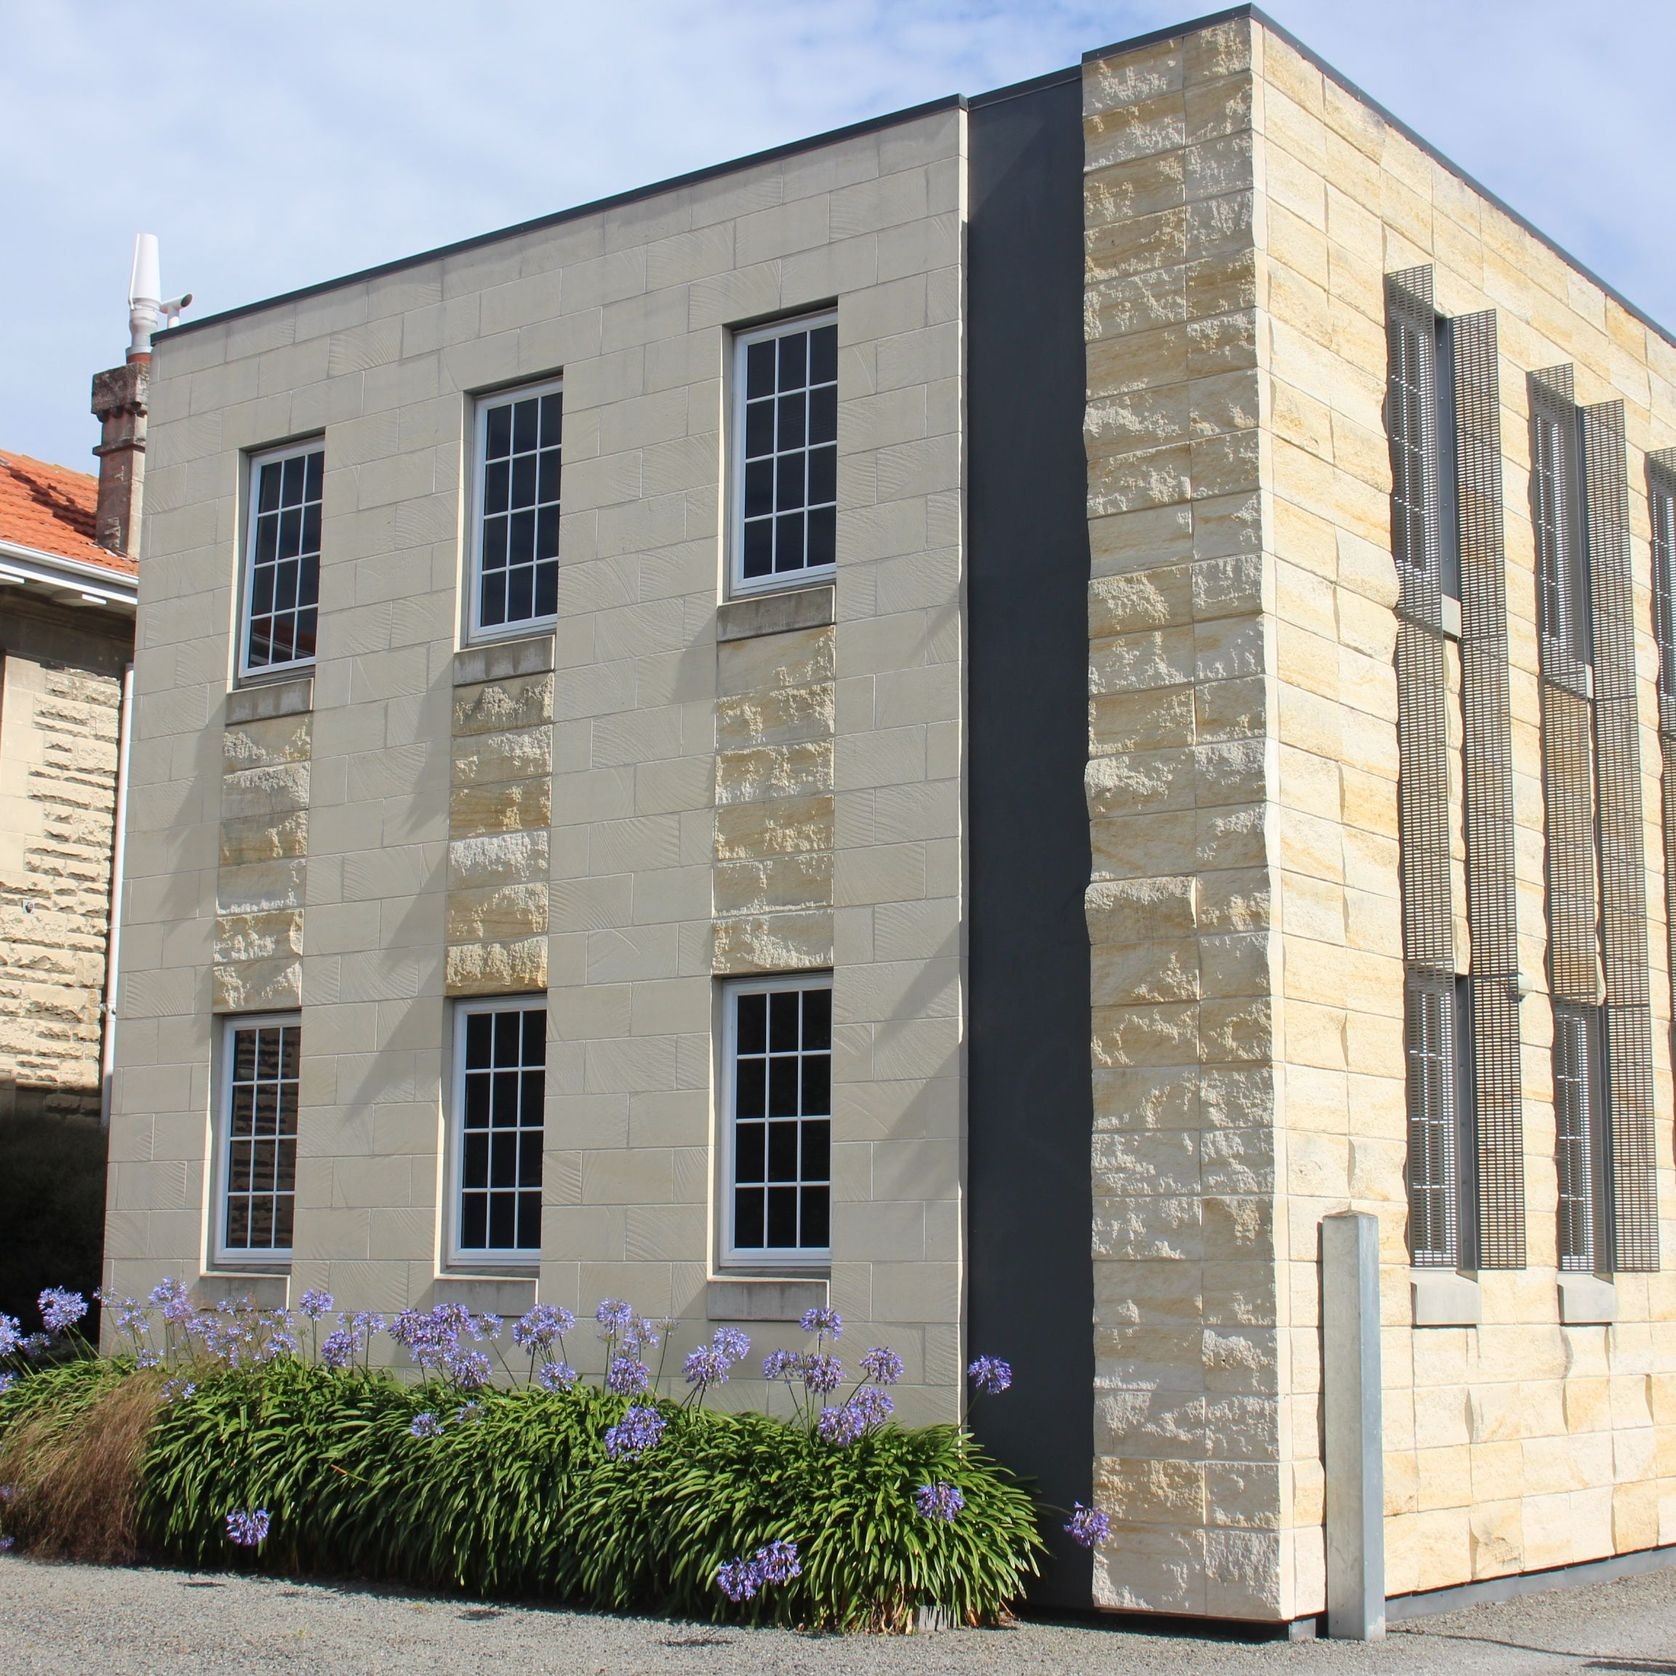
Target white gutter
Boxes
[0,535,137,610]
[101,661,135,1126]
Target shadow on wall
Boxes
[0,1095,107,1329]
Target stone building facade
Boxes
[105,5,1675,1627]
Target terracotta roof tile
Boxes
[0,450,136,576]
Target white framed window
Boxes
[449,996,546,1263]
[467,378,563,641]
[1651,476,1676,715]
[1532,397,1591,681]
[239,441,322,679]
[719,974,831,1266]
[1553,1001,1608,1272]
[214,1014,300,1265]
[729,313,837,595]
[1406,972,1476,1269]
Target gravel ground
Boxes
[3,1555,1674,1675]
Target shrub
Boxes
[0,1284,1104,1630]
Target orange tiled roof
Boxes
[0,450,135,576]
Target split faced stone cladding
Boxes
[107,105,967,1420]
[0,606,126,1121]
[1084,11,1676,1624]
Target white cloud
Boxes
[2,0,1668,472]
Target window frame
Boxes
[1553,1000,1611,1273]
[465,376,565,646]
[1406,971,1478,1269]
[1650,473,1676,722]
[237,439,324,683]
[1531,391,1592,690]
[1386,301,1461,603]
[717,972,833,1271]
[727,311,839,600]
[211,1011,301,1269]
[446,994,548,1269]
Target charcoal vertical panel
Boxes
[1451,310,1525,1267]
[1584,402,1658,1271]
[967,73,1094,1605]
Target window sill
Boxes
[453,632,557,687]
[1410,1270,1481,1327]
[1558,1273,1617,1324]
[226,673,314,724]
[706,1276,829,1323]
[717,582,835,644]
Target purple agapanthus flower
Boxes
[595,1299,633,1334]
[38,1288,87,1334]
[716,1557,761,1602]
[161,1378,197,1404]
[513,1303,575,1352]
[603,1404,666,1460]
[297,1288,334,1321]
[351,1312,386,1339]
[860,1346,905,1386]
[761,1349,803,1383]
[1065,1503,1112,1549]
[225,1508,270,1547]
[536,1361,577,1392]
[0,1374,15,1396]
[447,1351,492,1391]
[754,1539,801,1585]
[0,1537,14,1553]
[967,1355,1013,1396]
[606,1355,650,1397]
[19,1334,51,1360]
[135,1349,162,1370]
[710,1327,750,1363]
[683,1347,730,1389]
[0,1314,21,1356]
[817,1404,865,1444]
[799,1306,842,1339]
[409,1412,442,1439]
[802,1353,844,1395]
[0,1484,13,1501]
[319,1330,358,1370]
[914,1482,965,1522]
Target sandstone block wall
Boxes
[107,105,968,1417]
[0,601,128,1122]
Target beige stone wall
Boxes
[107,107,968,1416]
[1255,17,1676,1609]
[0,601,128,1122]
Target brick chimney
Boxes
[90,356,148,560]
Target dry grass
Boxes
[0,1369,162,1562]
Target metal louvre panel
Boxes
[1451,309,1524,1267]
[1584,401,1658,1272]
[1541,681,1601,1004]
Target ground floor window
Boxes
[452,996,546,1261]
[720,974,831,1265]
[217,1014,300,1260]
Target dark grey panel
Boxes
[967,71,1093,1606]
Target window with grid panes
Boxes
[1652,476,1676,712]
[453,998,546,1259]
[732,315,837,592]
[722,976,831,1262]
[1406,972,1477,1267]
[241,444,322,676]
[1532,398,1591,677]
[471,380,562,637]
[218,1016,300,1259]
[1552,1001,1606,1271]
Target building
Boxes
[102,5,1676,1628]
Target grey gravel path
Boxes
[2,1554,1674,1675]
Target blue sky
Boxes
[4,0,1671,473]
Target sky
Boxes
[4,0,1672,474]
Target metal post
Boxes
[1322,1210,1385,1639]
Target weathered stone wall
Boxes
[108,105,968,1415]
[1252,21,1676,1613]
[1080,14,1287,1619]
[0,600,128,1122]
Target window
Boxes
[469,379,562,640]
[1553,1002,1608,1271]
[1652,474,1676,716]
[451,997,546,1261]
[240,442,322,678]
[216,1015,300,1261]
[720,975,831,1264]
[1386,302,1460,599]
[1406,973,1476,1268]
[1532,395,1590,677]
[731,314,837,594]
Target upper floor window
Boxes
[731,314,837,595]
[241,442,322,678]
[1651,472,1676,720]
[470,379,562,640]
[216,1014,300,1263]
[450,996,546,1262]
[1385,291,1459,600]
[1531,393,1591,680]
[719,974,831,1266]
[1406,972,1475,1269]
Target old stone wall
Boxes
[107,105,968,1416]
[0,600,128,1122]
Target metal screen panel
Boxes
[1584,401,1658,1272]
[1452,309,1524,1266]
